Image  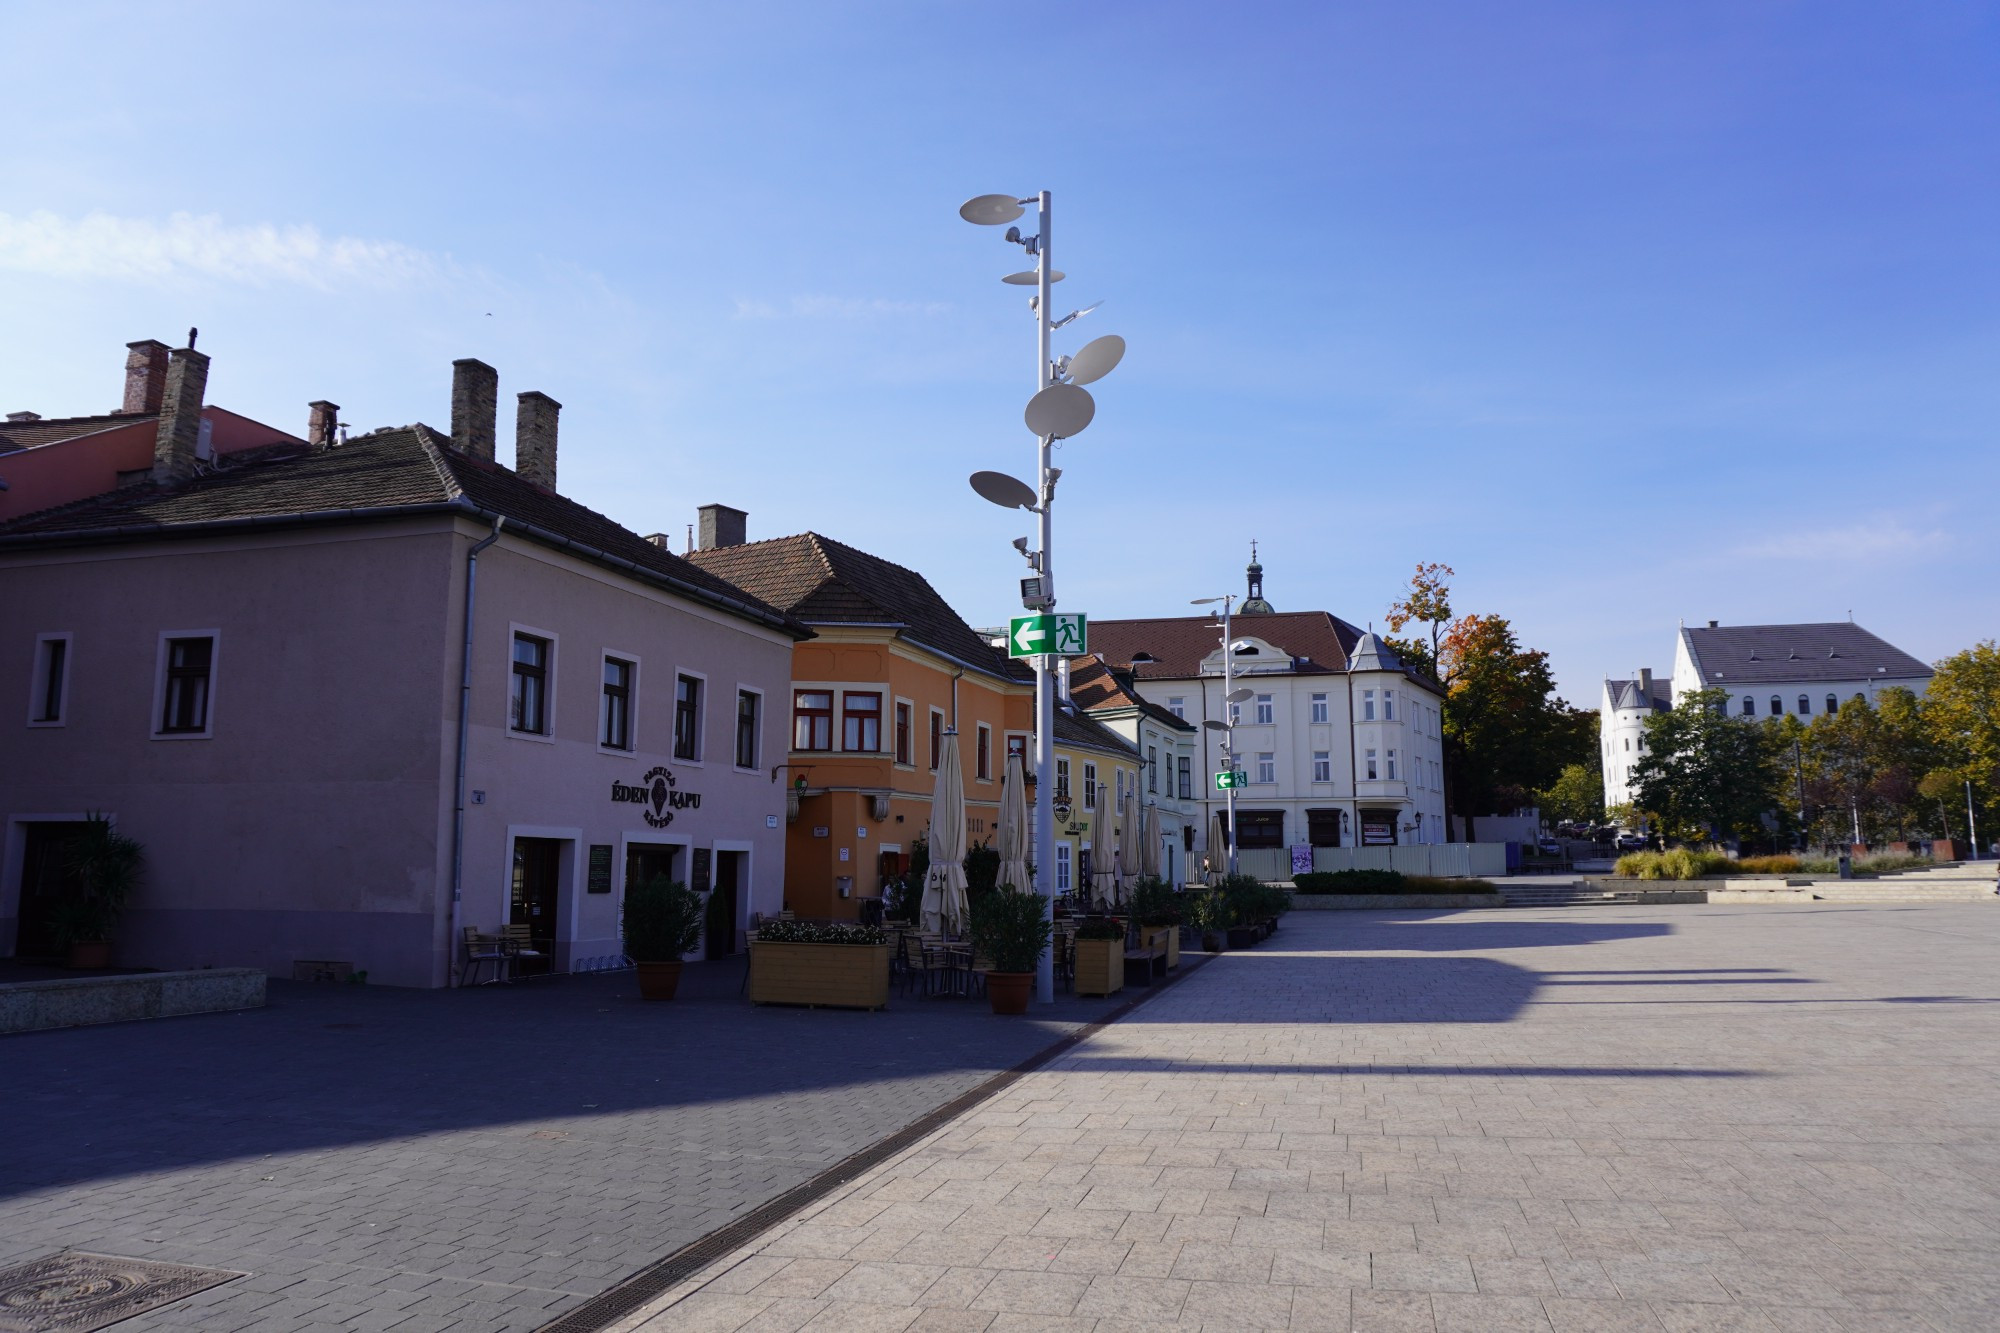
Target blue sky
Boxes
[4,1,1995,704]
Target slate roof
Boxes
[0,425,808,637]
[1605,677,1671,712]
[0,411,147,453]
[1680,622,1933,686]
[687,533,1027,682]
[1089,610,1444,696]
[1066,654,1196,732]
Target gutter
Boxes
[447,516,504,985]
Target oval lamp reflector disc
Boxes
[1023,382,1096,438]
[1225,686,1255,703]
[960,194,1026,225]
[1067,333,1125,385]
[1001,269,1065,285]
[969,470,1039,510]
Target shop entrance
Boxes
[625,842,682,894]
[14,821,87,958]
[510,837,564,972]
[707,850,742,957]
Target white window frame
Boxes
[1310,692,1328,724]
[1365,747,1378,781]
[1383,689,1395,721]
[928,706,946,771]
[892,696,915,768]
[974,722,994,783]
[734,684,765,772]
[1254,693,1273,725]
[28,631,73,728]
[1361,689,1376,721]
[506,622,558,744]
[1084,762,1098,808]
[1054,757,1071,799]
[1256,752,1275,785]
[1228,700,1242,725]
[151,628,221,742]
[598,649,641,755]
[1167,696,1185,719]
[1055,841,1072,893]
[1387,749,1398,781]
[672,666,708,765]
[1312,750,1331,783]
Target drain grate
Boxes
[536,954,1215,1333]
[0,1252,242,1333]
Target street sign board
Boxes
[1007,612,1087,658]
[1213,770,1245,790]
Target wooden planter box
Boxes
[1226,925,1261,949]
[1140,924,1180,970]
[1073,938,1125,997]
[749,940,891,1010]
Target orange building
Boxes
[686,509,1032,920]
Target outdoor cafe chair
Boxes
[499,923,547,979]
[460,927,507,986]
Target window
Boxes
[1148,746,1159,793]
[1770,695,1782,716]
[1313,751,1331,782]
[1115,768,1126,804]
[30,634,70,726]
[976,724,992,780]
[894,702,912,765]
[929,710,943,770]
[1310,692,1328,724]
[1255,694,1273,724]
[1168,696,1185,719]
[1826,694,1838,715]
[1228,700,1241,725]
[600,657,634,750]
[1006,734,1028,762]
[794,690,833,751]
[1797,694,1811,716]
[842,692,881,752]
[1256,752,1275,784]
[1741,696,1755,716]
[736,690,760,768]
[510,633,548,734]
[1362,689,1376,720]
[1623,737,1629,751]
[1386,749,1398,780]
[1084,762,1098,808]
[1178,756,1192,798]
[1365,748,1378,780]
[1056,757,1071,798]
[1055,842,1072,893]
[674,674,703,760]
[1383,690,1395,720]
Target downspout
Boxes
[1346,663,1360,850]
[950,665,963,730]
[447,516,504,985]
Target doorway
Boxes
[510,837,564,972]
[707,850,742,957]
[625,842,682,893]
[15,821,87,958]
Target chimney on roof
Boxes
[150,344,209,485]
[1637,667,1652,698]
[697,503,748,550]
[307,400,340,448]
[514,391,560,489]
[451,359,498,462]
[6,411,41,423]
[122,339,172,415]
[1707,619,1719,629]
[644,533,672,549]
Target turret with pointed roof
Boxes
[1241,539,1274,615]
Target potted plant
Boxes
[51,814,143,969]
[1129,875,1182,969]
[968,885,1052,1015]
[749,918,893,1009]
[1072,916,1126,996]
[1220,875,1266,949]
[622,875,704,1000]
[1188,887,1229,953]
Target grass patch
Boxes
[1797,853,1933,875]
[1614,848,1737,880]
[1735,855,1801,875]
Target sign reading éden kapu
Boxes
[612,765,702,829]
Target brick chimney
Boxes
[1637,667,1652,699]
[515,391,560,489]
[150,345,210,484]
[122,339,172,415]
[451,359,498,461]
[307,400,340,448]
[697,504,747,550]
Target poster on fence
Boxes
[1290,844,1312,875]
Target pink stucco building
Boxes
[2,351,807,987]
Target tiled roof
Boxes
[1088,610,1361,679]
[0,426,807,637]
[687,533,1027,682]
[1680,622,1933,686]
[1067,654,1196,732]
[0,411,147,453]
[1605,677,1671,712]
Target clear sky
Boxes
[4,1,1995,704]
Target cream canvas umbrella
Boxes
[1116,790,1141,899]
[1138,799,1162,880]
[996,748,1032,894]
[920,730,969,934]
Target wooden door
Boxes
[510,838,563,960]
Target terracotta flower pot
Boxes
[635,960,684,1001]
[66,941,112,970]
[986,971,1033,1015]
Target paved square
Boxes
[630,903,2000,1332]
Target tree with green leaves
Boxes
[1537,763,1605,827]
[1631,688,1782,845]
[1384,561,1453,679]
[1922,641,2000,842]
[1440,614,1572,841]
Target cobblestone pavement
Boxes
[629,903,2000,1332]
[0,957,1110,1332]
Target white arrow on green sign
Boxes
[1008,612,1087,658]
[1213,770,1245,790]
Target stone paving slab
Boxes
[0,957,1110,1332]
[624,903,2000,1332]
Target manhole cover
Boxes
[0,1252,242,1332]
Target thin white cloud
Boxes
[0,211,445,289]
[1731,520,1952,563]
[733,294,952,319]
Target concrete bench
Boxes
[0,968,266,1035]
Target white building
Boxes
[1065,654,1201,885]
[1606,619,1934,817]
[1087,557,1448,864]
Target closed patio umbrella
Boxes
[996,749,1031,894]
[1138,799,1161,879]
[1117,791,1141,896]
[920,730,969,934]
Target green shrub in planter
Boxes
[50,814,144,951]
[1127,875,1182,927]
[1072,917,1125,941]
[754,920,887,945]
[968,887,1052,973]
[622,876,704,962]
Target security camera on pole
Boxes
[1191,593,1254,878]
[961,190,1126,1005]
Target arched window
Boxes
[1798,694,1811,715]
[1826,694,1838,715]
[1854,692,1865,703]
[1770,695,1782,716]
[1741,696,1755,716]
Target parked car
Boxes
[1615,832,1647,852]
[1536,837,1563,856]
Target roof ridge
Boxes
[411,423,469,504]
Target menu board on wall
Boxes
[587,844,613,894]
[691,846,712,895]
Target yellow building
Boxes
[1045,706,1141,904]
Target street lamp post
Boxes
[1191,593,1245,879]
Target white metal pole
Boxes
[1033,190,1057,1005]
[1223,597,1238,878]
[1969,779,1981,860]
